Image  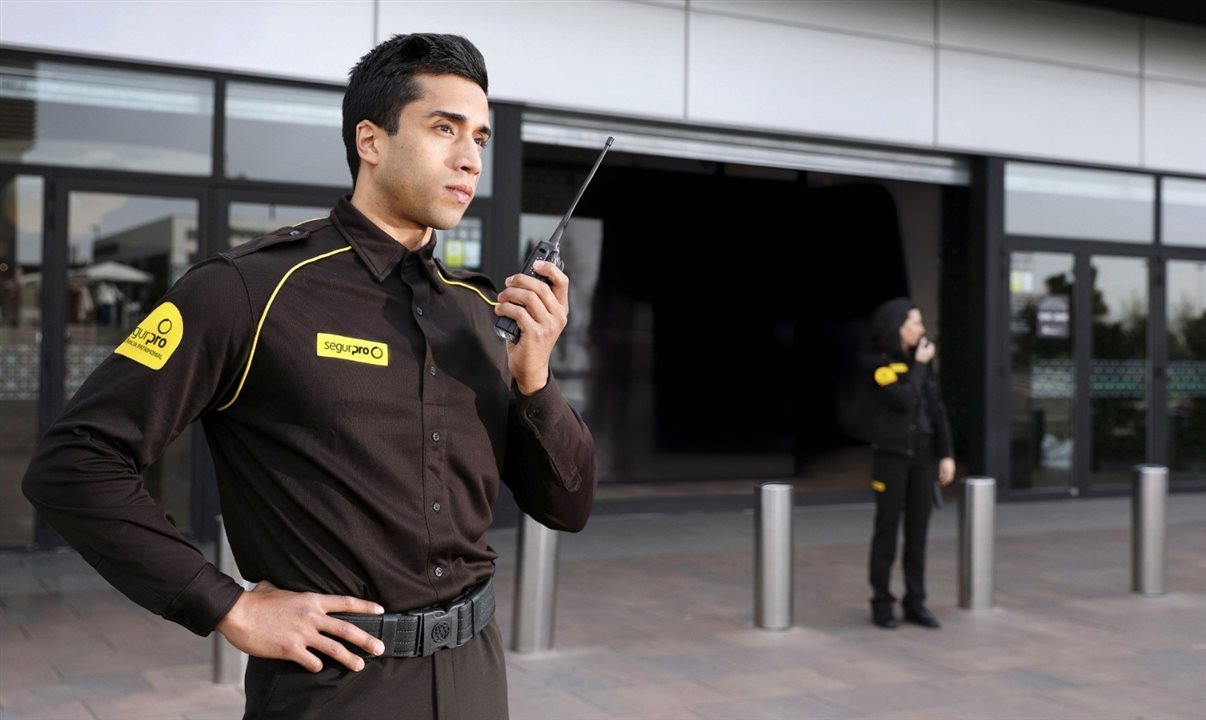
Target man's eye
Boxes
[437,124,454,134]
[475,137,488,148]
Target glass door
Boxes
[0,174,43,545]
[1008,251,1077,492]
[55,183,202,534]
[1166,260,1206,485]
[1088,255,1149,488]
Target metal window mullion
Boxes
[1074,253,1093,496]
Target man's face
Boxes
[370,73,490,231]
[900,308,925,349]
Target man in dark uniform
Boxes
[866,297,954,630]
[23,34,595,718]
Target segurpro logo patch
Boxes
[115,302,183,370]
[316,333,389,366]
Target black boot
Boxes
[902,605,940,629]
[871,602,898,629]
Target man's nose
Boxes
[457,139,482,176]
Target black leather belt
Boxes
[330,577,495,658]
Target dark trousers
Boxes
[243,619,507,719]
[869,447,936,611]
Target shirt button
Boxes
[415,307,424,316]
[432,502,441,512]
[526,407,540,419]
[431,432,440,442]
[429,366,437,376]
[289,230,300,236]
[434,567,444,577]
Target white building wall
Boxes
[2,0,1203,175]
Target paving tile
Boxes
[82,685,244,720]
[691,692,861,720]
[508,692,611,720]
[699,666,850,701]
[575,680,726,716]
[0,700,96,720]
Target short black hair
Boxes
[342,34,489,185]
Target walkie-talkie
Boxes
[494,136,614,343]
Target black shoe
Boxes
[902,606,941,629]
[871,603,898,629]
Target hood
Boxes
[871,297,915,360]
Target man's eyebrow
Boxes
[427,110,492,140]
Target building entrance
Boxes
[523,144,961,508]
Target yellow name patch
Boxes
[115,302,183,370]
[316,333,388,366]
[871,480,886,492]
[874,366,898,386]
[889,363,908,373]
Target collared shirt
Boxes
[23,197,596,636]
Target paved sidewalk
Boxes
[2,495,1204,719]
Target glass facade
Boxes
[0,61,213,175]
[1162,177,1206,248]
[225,82,345,186]
[1005,162,1154,244]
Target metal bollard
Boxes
[511,513,560,653]
[1132,465,1168,596]
[755,482,793,630]
[958,477,995,611]
[213,515,249,686]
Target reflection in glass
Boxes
[229,202,330,247]
[0,61,213,174]
[0,175,43,544]
[225,83,346,186]
[1005,162,1154,244]
[1167,261,1206,485]
[1009,252,1076,490]
[435,216,483,270]
[1162,177,1206,248]
[66,192,199,530]
[1090,256,1148,487]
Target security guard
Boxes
[23,34,595,719]
[867,297,954,630]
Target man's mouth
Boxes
[446,185,474,204]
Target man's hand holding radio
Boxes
[495,259,569,396]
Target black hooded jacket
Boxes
[867,298,954,460]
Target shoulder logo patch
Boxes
[316,333,388,366]
[874,366,899,387]
[115,302,184,370]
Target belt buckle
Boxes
[412,603,461,657]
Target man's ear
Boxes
[356,120,382,168]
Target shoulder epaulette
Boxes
[223,218,330,260]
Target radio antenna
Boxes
[550,136,613,252]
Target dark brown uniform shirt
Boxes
[23,197,596,637]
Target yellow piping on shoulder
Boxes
[293,216,327,227]
[217,246,353,412]
[434,267,498,307]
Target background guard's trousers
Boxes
[243,619,508,719]
[869,445,936,611]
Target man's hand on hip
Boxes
[216,580,386,673]
[495,260,569,395]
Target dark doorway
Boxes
[524,145,936,508]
